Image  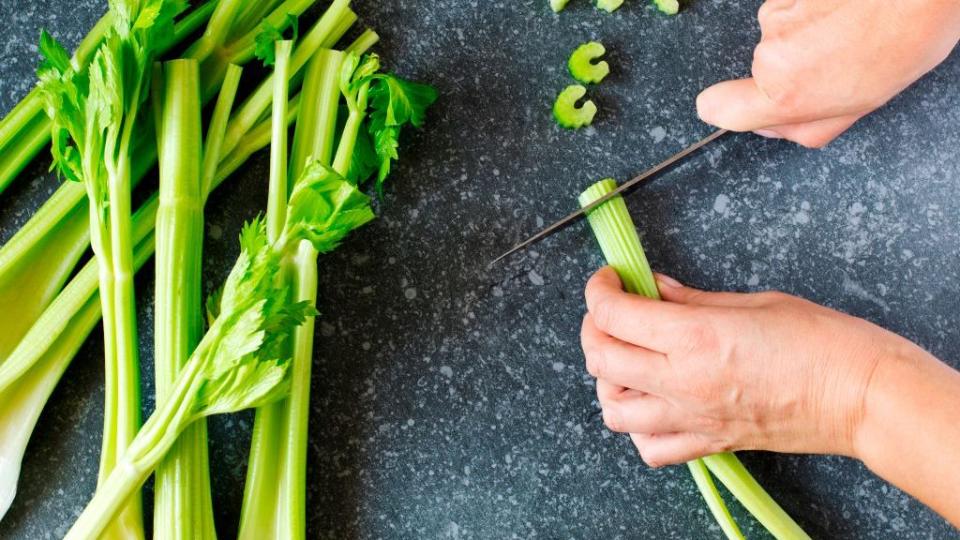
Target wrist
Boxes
[852,341,956,465]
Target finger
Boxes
[603,392,690,435]
[582,313,670,393]
[630,432,721,468]
[585,267,697,353]
[753,114,863,148]
[596,378,625,402]
[697,78,811,132]
[654,274,761,308]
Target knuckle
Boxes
[602,407,625,433]
[590,296,620,333]
[585,347,608,379]
[639,450,662,469]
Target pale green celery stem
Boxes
[236,42,297,540]
[202,65,243,199]
[220,0,356,157]
[66,356,209,540]
[153,60,215,540]
[0,228,154,522]
[289,50,348,176]
[703,454,811,540]
[240,48,345,540]
[687,461,745,540]
[578,179,742,539]
[345,29,380,55]
[268,41,293,243]
[98,91,146,540]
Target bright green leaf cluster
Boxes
[282,161,376,253]
[338,52,439,192]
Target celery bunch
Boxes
[579,179,810,540]
[0,0,363,527]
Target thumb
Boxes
[654,274,759,308]
[697,77,807,132]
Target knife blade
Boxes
[489,128,730,267]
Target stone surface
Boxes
[1,0,959,538]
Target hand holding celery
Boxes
[579,179,809,539]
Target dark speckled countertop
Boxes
[1,0,959,538]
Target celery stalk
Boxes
[703,453,811,540]
[152,59,214,540]
[239,46,348,540]
[0,203,155,521]
[238,40,299,540]
[579,178,809,540]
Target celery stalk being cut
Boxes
[579,178,809,540]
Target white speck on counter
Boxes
[528,270,544,286]
[439,366,454,378]
[713,194,730,216]
[649,126,666,143]
[405,287,417,300]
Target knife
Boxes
[489,128,730,266]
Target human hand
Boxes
[696,0,960,148]
[579,267,931,467]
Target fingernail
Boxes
[754,129,783,139]
[656,274,683,289]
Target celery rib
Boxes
[153,59,214,540]
[703,453,811,540]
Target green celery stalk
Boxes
[578,178,809,540]
[688,459,746,540]
[703,454,811,540]
[239,45,349,540]
[238,40,297,539]
[152,59,216,540]
[0,200,156,521]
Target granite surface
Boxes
[1,0,959,538]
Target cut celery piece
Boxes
[569,41,610,85]
[554,85,597,129]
